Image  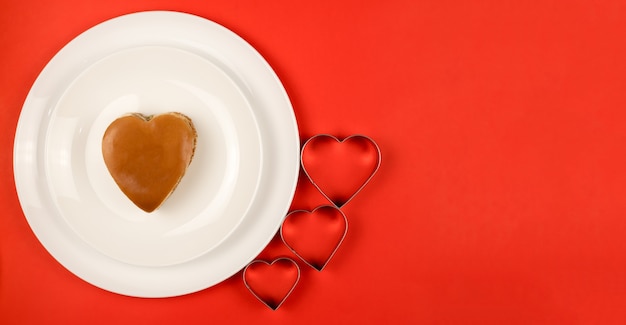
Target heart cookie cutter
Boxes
[301,134,381,208]
[243,257,301,310]
[280,205,348,271]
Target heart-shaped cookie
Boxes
[243,258,300,310]
[102,112,197,212]
[280,206,348,271]
[301,135,381,207]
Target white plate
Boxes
[13,11,299,297]
[48,45,263,267]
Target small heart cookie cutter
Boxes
[301,134,381,208]
[280,205,348,271]
[243,257,301,310]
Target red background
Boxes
[2,1,626,324]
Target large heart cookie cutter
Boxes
[301,134,381,208]
[280,205,348,271]
[242,257,300,310]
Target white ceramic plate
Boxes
[13,11,300,297]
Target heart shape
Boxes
[243,258,300,310]
[301,134,381,207]
[280,206,348,271]
[102,112,197,212]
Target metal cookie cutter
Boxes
[280,205,348,271]
[242,257,301,310]
[300,134,381,208]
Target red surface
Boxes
[2,1,626,324]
